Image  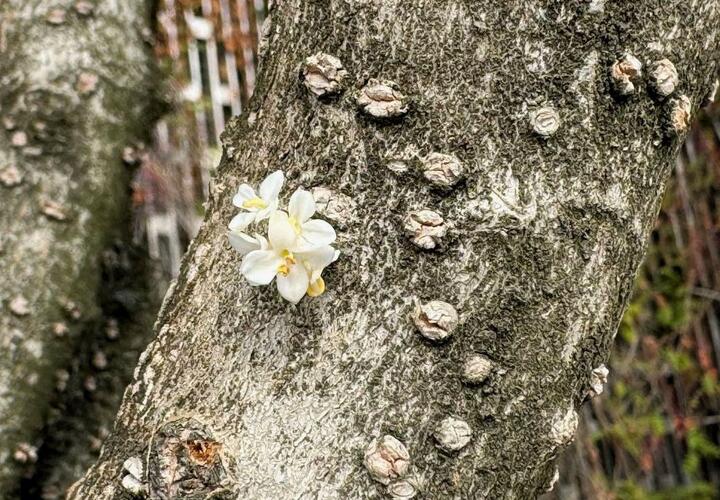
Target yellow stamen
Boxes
[277,250,296,277]
[288,216,302,235]
[307,277,326,297]
[242,197,268,210]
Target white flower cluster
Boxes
[228,170,339,304]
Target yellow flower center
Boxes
[277,250,296,277]
[242,197,268,210]
[288,216,302,235]
[306,277,326,297]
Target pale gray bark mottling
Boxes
[74,1,720,498]
[0,0,159,496]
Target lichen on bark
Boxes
[72,0,720,498]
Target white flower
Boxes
[228,231,267,255]
[286,188,336,251]
[241,211,339,303]
[230,170,284,230]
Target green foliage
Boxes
[684,428,720,478]
[616,480,718,500]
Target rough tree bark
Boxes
[0,1,159,496]
[72,1,720,498]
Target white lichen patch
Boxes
[588,364,609,397]
[0,164,23,187]
[357,79,409,119]
[302,52,348,98]
[434,417,472,452]
[549,406,578,447]
[364,435,410,485]
[470,168,537,229]
[123,456,144,479]
[412,300,458,341]
[545,466,560,492]
[421,153,464,188]
[610,53,642,96]
[649,59,679,97]
[403,210,446,249]
[311,186,356,227]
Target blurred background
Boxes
[23,1,720,497]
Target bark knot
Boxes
[301,52,348,98]
[146,418,233,499]
[357,79,409,119]
[403,210,446,250]
[462,354,494,384]
[434,417,472,452]
[412,300,458,341]
[649,58,679,98]
[610,53,642,96]
[0,164,23,187]
[530,107,561,137]
[364,435,410,485]
[422,153,464,188]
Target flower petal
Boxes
[241,250,282,286]
[258,170,284,203]
[228,212,256,231]
[268,211,297,250]
[276,263,309,304]
[296,219,336,250]
[232,184,257,208]
[228,231,261,255]
[298,245,338,282]
[288,188,316,223]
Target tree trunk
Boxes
[0,1,159,496]
[72,1,720,498]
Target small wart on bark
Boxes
[403,209,446,249]
[301,52,348,98]
[357,79,409,119]
[0,164,23,187]
[10,295,31,316]
[610,53,642,96]
[387,478,418,499]
[364,435,410,485]
[40,198,68,221]
[74,1,94,16]
[667,94,692,136]
[422,153,464,188]
[412,300,458,341]
[530,107,561,137]
[13,442,38,463]
[147,419,231,499]
[462,354,493,384]
[11,131,27,147]
[46,9,66,25]
[77,72,99,95]
[649,59,679,98]
[588,364,609,398]
[434,417,472,452]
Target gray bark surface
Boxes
[0,1,159,496]
[73,1,720,498]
